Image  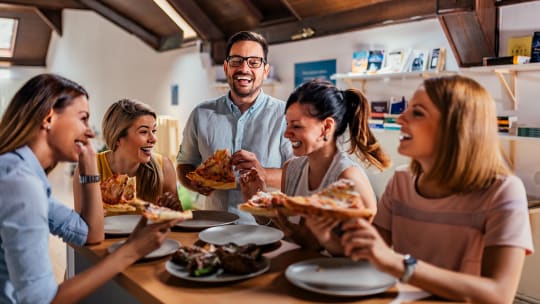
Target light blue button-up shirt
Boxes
[177,90,293,223]
[0,146,88,303]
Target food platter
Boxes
[165,257,270,283]
[104,214,141,235]
[108,239,180,260]
[176,210,239,230]
[198,225,283,246]
[285,258,396,297]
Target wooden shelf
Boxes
[460,62,540,110]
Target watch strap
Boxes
[79,175,101,184]
[400,254,417,283]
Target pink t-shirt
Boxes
[374,166,534,275]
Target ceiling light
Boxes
[291,27,315,41]
[153,0,197,40]
[0,18,18,58]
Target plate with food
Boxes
[285,258,396,297]
[165,243,270,282]
[108,239,181,260]
[104,214,142,235]
[176,210,239,230]
[199,225,284,246]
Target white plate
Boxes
[108,239,180,260]
[104,214,141,235]
[176,210,239,230]
[285,258,396,297]
[198,225,284,246]
[165,257,270,283]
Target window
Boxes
[0,18,17,58]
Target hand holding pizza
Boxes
[340,218,396,272]
[231,150,266,178]
[239,168,266,201]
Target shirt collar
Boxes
[226,89,266,114]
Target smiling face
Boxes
[47,95,94,163]
[224,40,269,102]
[397,88,441,170]
[284,102,331,156]
[115,115,157,164]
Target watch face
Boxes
[404,254,417,265]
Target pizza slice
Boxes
[141,202,193,222]
[186,149,236,190]
[239,191,295,217]
[283,179,374,220]
[101,174,138,214]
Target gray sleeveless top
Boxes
[284,150,368,196]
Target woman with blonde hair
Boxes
[0,74,179,303]
[341,75,533,303]
[74,98,181,211]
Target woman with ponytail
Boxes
[240,78,390,254]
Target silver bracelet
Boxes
[79,175,101,184]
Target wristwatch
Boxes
[400,254,417,283]
[79,175,101,184]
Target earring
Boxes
[46,125,51,130]
[323,135,328,142]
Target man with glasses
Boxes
[176,31,293,223]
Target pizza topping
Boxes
[187,149,237,189]
[141,203,193,222]
[100,174,137,205]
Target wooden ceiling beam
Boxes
[280,0,302,21]
[78,0,178,51]
[35,8,62,35]
[167,0,224,41]
[253,0,436,46]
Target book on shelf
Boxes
[507,35,532,57]
[483,56,530,66]
[517,126,540,138]
[428,48,446,72]
[408,49,430,72]
[530,32,540,63]
[383,122,401,131]
[380,49,410,74]
[367,50,385,74]
[368,119,384,129]
[352,50,369,73]
[390,96,406,115]
[497,115,517,133]
[370,100,389,118]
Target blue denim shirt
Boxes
[0,146,88,303]
[177,90,293,223]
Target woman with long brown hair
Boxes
[0,74,179,303]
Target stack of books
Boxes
[369,101,388,130]
[383,114,400,131]
[497,116,517,133]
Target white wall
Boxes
[1,3,539,197]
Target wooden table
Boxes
[74,229,452,304]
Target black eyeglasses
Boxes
[226,55,266,68]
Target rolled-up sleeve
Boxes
[48,197,88,246]
[0,175,58,304]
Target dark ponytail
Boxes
[286,79,390,171]
[343,89,390,171]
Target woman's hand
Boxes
[272,212,321,251]
[156,192,183,211]
[232,150,265,177]
[239,168,266,201]
[122,217,180,260]
[76,140,98,175]
[341,218,397,271]
[305,215,341,244]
